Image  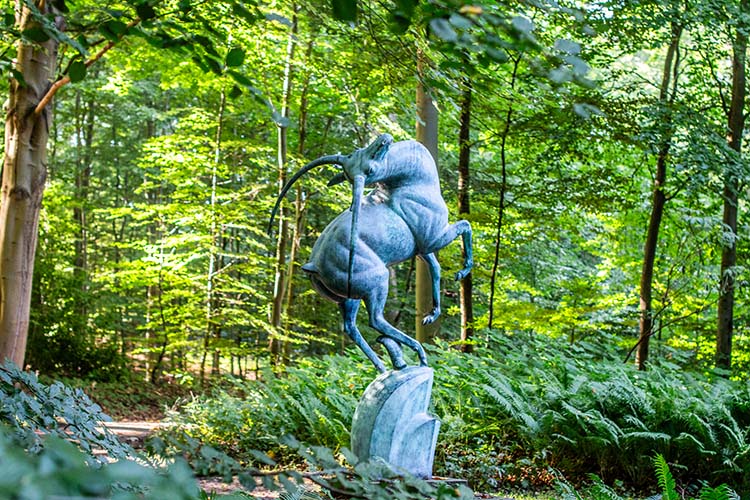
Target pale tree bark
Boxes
[0,3,61,367]
[457,76,474,353]
[270,7,298,367]
[73,89,96,321]
[282,39,314,362]
[634,24,682,371]
[415,49,440,344]
[209,89,226,376]
[716,0,748,370]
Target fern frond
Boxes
[653,454,679,500]
[699,483,740,500]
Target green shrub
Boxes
[0,361,134,462]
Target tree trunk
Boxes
[415,49,440,344]
[269,8,298,367]
[282,39,314,363]
[635,24,682,371]
[73,89,95,321]
[488,55,521,329]
[457,76,474,353]
[209,89,226,376]
[0,3,60,367]
[716,3,748,370]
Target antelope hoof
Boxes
[421,308,440,325]
[455,268,470,281]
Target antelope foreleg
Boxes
[419,253,441,325]
[424,220,473,280]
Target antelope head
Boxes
[268,134,394,296]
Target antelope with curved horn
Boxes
[269,134,473,373]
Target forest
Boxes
[0,0,749,498]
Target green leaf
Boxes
[226,47,245,67]
[265,13,292,26]
[332,0,357,22]
[136,3,156,21]
[228,85,243,99]
[430,18,457,42]
[232,2,258,24]
[10,69,26,87]
[22,27,50,43]
[248,449,276,466]
[512,15,533,34]
[555,38,580,55]
[107,19,128,35]
[68,60,87,83]
[449,13,473,30]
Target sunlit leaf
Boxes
[226,47,245,67]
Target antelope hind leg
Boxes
[377,335,406,370]
[340,299,387,373]
[365,288,428,367]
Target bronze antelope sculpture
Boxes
[269,134,473,373]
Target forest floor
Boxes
[102,421,524,499]
[88,379,535,499]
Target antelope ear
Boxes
[327,172,347,186]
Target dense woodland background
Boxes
[14,0,748,381]
[1,0,750,497]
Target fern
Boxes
[279,486,326,500]
[699,483,740,500]
[653,454,679,500]
[587,474,625,500]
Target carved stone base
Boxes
[351,366,440,478]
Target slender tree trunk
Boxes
[270,8,298,367]
[635,24,682,371]
[717,4,748,370]
[209,89,226,375]
[282,38,313,363]
[415,49,440,344]
[457,76,474,352]
[488,55,521,329]
[73,90,95,322]
[0,3,60,367]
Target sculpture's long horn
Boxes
[347,174,365,298]
[268,154,346,234]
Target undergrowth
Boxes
[168,332,750,496]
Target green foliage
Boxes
[148,429,474,499]
[0,424,204,500]
[168,354,373,458]
[0,361,207,498]
[169,333,750,495]
[654,454,679,500]
[557,457,739,500]
[0,361,134,462]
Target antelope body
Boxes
[269,134,472,373]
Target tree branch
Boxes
[34,18,141,116]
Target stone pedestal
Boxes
[350,366,439,478]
